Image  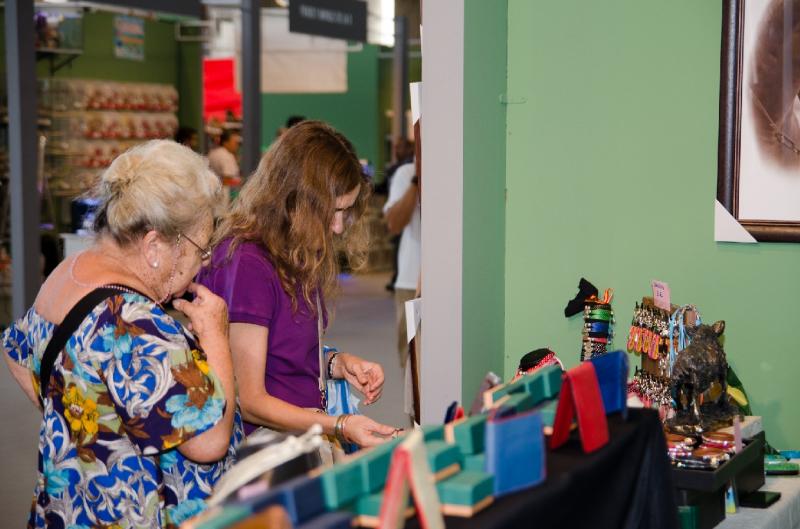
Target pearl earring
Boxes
[151,261,159,268]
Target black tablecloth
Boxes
[409,408,679,529]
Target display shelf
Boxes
[672,437,763,492]
[38,79,179,197]
[36,48,83,76]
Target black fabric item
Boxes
[38,286,134,402]
[519,348,553,371]
[564,277,599,317]
[408,409,679,529]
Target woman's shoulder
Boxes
[92,289,188,344]
[211,238,277,274]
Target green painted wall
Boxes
[462,0,507,405]
[38,12,179,84]
[26,11,202,131]
[498,0,800,448]
[261,44,381,173]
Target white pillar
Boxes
[420,1,464,423]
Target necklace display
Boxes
[69,248,177,305]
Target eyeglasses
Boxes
[179,232,212,261]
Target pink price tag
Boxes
[651,280,671,311]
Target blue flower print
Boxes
[95,324,134,361]
[43,458,70,496]
[160,448,179,470]
[167,498,207,525]
[166,394,224,432]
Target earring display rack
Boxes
[635,297,697,379]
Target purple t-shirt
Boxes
[197,238,321,434]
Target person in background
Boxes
[208,129,242,187]
[175,126,199,152]
[376,138,415,291]
[2,140,241,528]
[275,115,307,139]
[199,121,397,448]
[383,159,420,369]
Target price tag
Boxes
[651,280,671,311]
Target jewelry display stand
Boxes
[631,297,764,529]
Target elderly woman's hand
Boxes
[172,283,229,347]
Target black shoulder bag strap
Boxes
[39,287,122,403]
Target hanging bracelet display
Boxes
[580,288,614,361]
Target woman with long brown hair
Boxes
[198,121,396,447]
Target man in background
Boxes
[378,138,415,291]
[208,130,242,187]
[383,160,420,369]
[174,126,199,152]
[275,115,307,139]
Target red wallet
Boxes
[549,362,609,453]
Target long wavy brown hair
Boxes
[215,121,371,312]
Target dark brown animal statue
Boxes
[667,320,737,435]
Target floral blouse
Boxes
[2,291,244,529]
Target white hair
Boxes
[93,140,221,243]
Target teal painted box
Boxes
[357,439,400,493]
[423,424,445,442]
[320,460,364,510]
[446,415,487,455]
[463,453,486,473]
[353,491,384,517]
[534,399,558,428]
[352,490,414,517]
[426,440,463,473]
[539,365,563,398]
[436,470,494,506]
[500,392,536,413]
[511,365,562,402]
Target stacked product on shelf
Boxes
[581,289,615,361]
[39,79,179,196]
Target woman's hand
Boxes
[335,353,385,404]
[172,283,229,347]
[342,415,400,448]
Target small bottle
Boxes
[725,482,738,514]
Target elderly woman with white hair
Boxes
[2,140,242,528]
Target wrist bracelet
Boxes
[327,352,340,379]
[340,414,352,444]
[333,413,347,443]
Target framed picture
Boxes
[718,0,800,242]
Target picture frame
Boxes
[718,0,800,242]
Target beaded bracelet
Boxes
[327,352,340,379]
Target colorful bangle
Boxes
[585,322,611,333]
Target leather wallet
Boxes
[588,350,629,417]
[484,407,546,497]
[549,362,609,453]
